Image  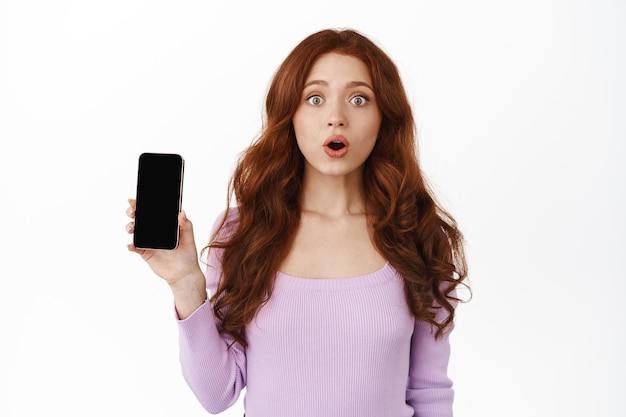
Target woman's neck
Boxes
[299,167,366,218]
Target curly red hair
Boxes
[206,28,468,348]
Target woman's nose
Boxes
[327,104,346,127]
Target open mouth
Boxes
[328,141,346,151]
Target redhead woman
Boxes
[125,28,468,417]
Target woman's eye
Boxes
[306,95,324,105]
[350,95,369,106]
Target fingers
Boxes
[179,210,195,235]
[125,198,145,256]
[178,210,197,248]
[126,199,136,219]
[179,210,189,229]
[125,199,135,242]
[125,199,135,241]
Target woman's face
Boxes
[293,52,382,179]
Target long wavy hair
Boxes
[206,28,468,348]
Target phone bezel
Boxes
[133,152,185,250]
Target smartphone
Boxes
[133,153,185,250]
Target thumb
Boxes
[178,210,196,244]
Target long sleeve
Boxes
[176,212,247,414]
[406,307,455,417]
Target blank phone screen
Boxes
[133,153,184,250]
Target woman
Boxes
[126,28,468,417]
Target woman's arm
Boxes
[176,252,247,413]
[406,308,455,417]
[126,203,247,413]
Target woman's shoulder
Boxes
[210,206,241,240]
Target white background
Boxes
[1,1,624,416]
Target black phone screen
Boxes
[133,153,184,250]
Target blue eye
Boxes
[350,94,369,106]
[306,95,324,105]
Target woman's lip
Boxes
[324,146,349,158]
[323,135,350,147]
[323,135,350,158]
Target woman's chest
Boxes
[278,213,386,279]
[246,276,415,356]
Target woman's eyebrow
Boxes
[303,80,374,90]
[346,81,374,90]
[303,80,328,88]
